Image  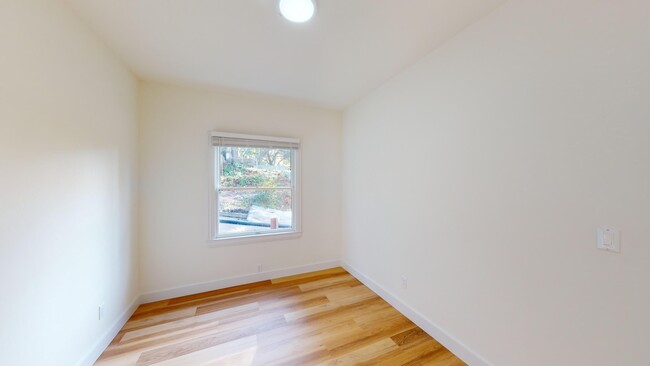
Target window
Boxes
[209,132,301,241]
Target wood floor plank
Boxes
[391,327,431,346]
[249,327,333,366]
[95,267,466,366]
[99,308,276,359]
[123,307,197,331]
[121,302,259,343]
[315,338,399,366]
[326,284,378,305]
[130,289,253,321]
[167,280,270,305]
[135,316,286,365]
[369,340,445,366]
[195,286,302,316]
[297,273,357,292]
[151,335,258,366]
[271,267,347,284]
[133,300,169,316]
[325,315,415,356]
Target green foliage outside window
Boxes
[219,147,292,212]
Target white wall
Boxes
[138,82,342,294]
[0,1,139,365]
[342,0,650,365]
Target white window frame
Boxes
[208,131,302,245]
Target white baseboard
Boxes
[340,261,492,366]
[77,295,141,366]
[80,260,486,366]
[139,259,342,304]
[79,259,341,365]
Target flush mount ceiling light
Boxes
[279,0,316,23]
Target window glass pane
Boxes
[218,189,292,236]
[218,147,292,188]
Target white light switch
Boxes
[597,228,620,253]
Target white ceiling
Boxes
[65,0,507,109]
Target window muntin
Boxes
[210,133,300,241]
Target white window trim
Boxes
[208,131,302,246]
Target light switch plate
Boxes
[597,228,620,253]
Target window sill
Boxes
[207,231,302,247]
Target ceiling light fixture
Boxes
[279,0,316,23]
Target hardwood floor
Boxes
[96,267,466,366]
